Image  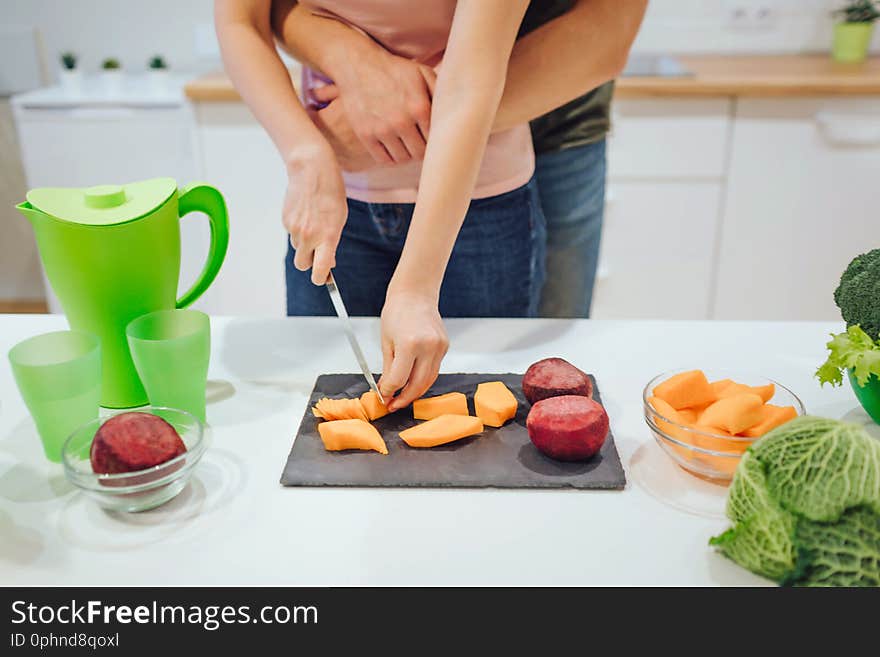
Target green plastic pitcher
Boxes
[17,178,229,408]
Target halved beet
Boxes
[90,412,186,475]
[526,395,608,462]
[522,357,592,405]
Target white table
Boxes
[0,315,868,586]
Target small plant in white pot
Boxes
[58,52,82,92]
[833,0,879,63]
[147,55,169,93]
[100,57,123,94]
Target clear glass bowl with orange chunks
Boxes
[642,370,805,484]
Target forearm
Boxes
[215,0,328,166]
[271,0,390,90]
[390,88,501,297]
[493,0,647,132]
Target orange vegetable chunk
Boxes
[474,381,517,427]
[653,370,715,410]
[738,404,798,438]
[677,408,698,424]
[399,414,483,448]
[750,383,776,403]
[359,391,389,421]
[413,392,469,420]
[312,397,369,422]
[317,419,388,454]
[697,393,764,435]
[709,379,735,397]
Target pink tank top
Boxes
[299,0,535,203]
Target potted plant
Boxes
[147,55,169,93]
[100,57,123,94]
[58,51,82,92]
[832,0,880,63]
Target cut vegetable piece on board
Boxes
[413,392,469,420]
[697,393,764,435]
[738,404,798,438]
[653,370,715,410]
[474,381,517,427]
[360,390,389,421]
[317,419,388,454]
[522,357,592,405]
[399,414,483,448]
[312,397,370,422]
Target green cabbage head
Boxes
[710,416,880,586]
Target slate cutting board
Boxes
[281,373,626,490]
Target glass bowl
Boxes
[61,406,208,512]
[642,370,805,484]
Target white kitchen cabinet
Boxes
[590,182,723,319]
[193,102,288,316]
[714,97,880,321]
[592,99,732,319]
[608,98,732,180]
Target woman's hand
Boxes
[308,99,376,172]
[378,289,449,411]
[313,47,436,166]
[283,143,348,285]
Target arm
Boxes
[271,0,435,167]
[214,0,346,285]
[378,0,530,409]
[494,0,648,132]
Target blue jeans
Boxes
[534,139,607,318]
[286,177,546,317]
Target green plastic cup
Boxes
[126,309,211,422]
[8,330,102,462]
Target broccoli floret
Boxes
[834,249,880,341]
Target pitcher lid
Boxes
[26,178,177,226]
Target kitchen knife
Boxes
[325,272,385,406]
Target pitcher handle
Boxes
[175,183,230,309]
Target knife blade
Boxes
[325,272,385,406]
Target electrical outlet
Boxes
[723,3,779,31]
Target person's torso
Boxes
[300,0,534,203]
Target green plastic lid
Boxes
[26,178,177,226]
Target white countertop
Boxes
[0,315,870,586]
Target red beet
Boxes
[526,395,608,462]
[90,412,186,475]
[522,357,592,405]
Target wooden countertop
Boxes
[184,55,880,102]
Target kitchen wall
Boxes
[3,0,878,84]
[635,0,880,54]
[2,0,216,81]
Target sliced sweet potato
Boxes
[653,370,715,410]
[359,391,389,421]
[399,414,483,448]
[413,392,469,420]
[697,393,764,435]
[317,419,388,454]
[738,404,798,438]
[474,381,517,427]
[312,397,369,422]
[713,381,775,403]
[750,383,776,403]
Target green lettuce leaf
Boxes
[816,325,880,387]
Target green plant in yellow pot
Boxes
[833,1,879,63]
[817,249,880,424]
